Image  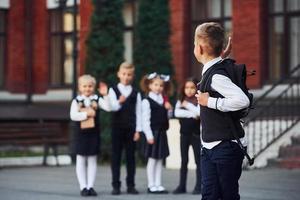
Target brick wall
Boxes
[232,0,267,88]
[6,0,26,92]
[32,0,49,93]
[169,0,190,86]
[6,0,49,94]
[79,1,93,76]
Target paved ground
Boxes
[0,165,300,200]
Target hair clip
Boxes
[147,72,170,82]
[160,74,170,82]
[147,72,158,80]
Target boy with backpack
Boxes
[194,22,250,200]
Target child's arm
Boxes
[108,88,122,111]
[182,101,200,117]
[97,82,111,111]
[70,100,89,121]
[142,99,154,144]
[133,93,142,142]
[174,100,197,118]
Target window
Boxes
[190,0,232,78]
[0,9,7,88]
[49,7,79,87]
[123,0,137,63]
[268,0,300,81]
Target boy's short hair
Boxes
[78,74,96,86]
[119,62,135,71]
[195,22,225,56]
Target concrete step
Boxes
[268,157,300,169]
[279,145,300,158]
[291,136,300,145]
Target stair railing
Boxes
[244,64,300,165]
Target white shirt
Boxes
[70,94,111,121]
[201,57,250,149]
[141,92,164,140]
[174,100,200,119]
[108,83,142,132]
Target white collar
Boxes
[202,57,223,75]
[148,92,163,104]
[76,94,98,101]
[117,83,132,90]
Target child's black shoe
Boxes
[88,188,98,196]
[111,188,121,195]
[80,188,89,196]
[192,187,201,195]
[127,187,139,194]
[172,186,186,194]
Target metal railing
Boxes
[244,65,300,164]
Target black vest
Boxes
[198,61,245,142]
[75,96,100,134]
[111,86,137,129]
[147,97,169,131]
[178,106,200,135]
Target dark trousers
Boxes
[178,133,201,190]
[201,141,244,200]
[111,127,136,189]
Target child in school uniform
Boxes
[70,74,110,196]
[107,62,142,195]
[140,72,172,194]
[173,78,201,195]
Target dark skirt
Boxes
[75,128,100,156]
[145,130,169,159]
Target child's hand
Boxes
[164,101,173,110]
[195,91,209,106]
[147,139,154,145]
[86,108,96,117]
[133,132,140,141]
[221,36,232,59]
[118,95,126,104]
[98,82,108,96]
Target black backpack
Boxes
[202,58,255,121]
[202,58,256,165]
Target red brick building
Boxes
[0,0,299,118]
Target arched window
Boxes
[190,0,232,78]
[268,0,300,81]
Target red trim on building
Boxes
[169,0,190,86]
[32,0,49,93]
[232,0,267,88]
[6,0,26,93]
[79,0,93,76]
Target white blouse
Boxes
[70,94,110,121]
[174,100,200,119]
[141,92,164,140]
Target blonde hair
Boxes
[78,74,96,86]
[119,62,135,71]
[195,22,225,56]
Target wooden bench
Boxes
[0,121,69,166]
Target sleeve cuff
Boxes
[207,97,217,109]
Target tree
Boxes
[86,0,124,85]
[134,0,173,84]
[85,0,124,162]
